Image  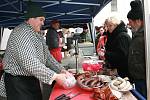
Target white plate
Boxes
[109,80,133,93]
[118,84,133,93]
[97,75,112,82]
[111,89,123,99]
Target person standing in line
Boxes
[46,20,63,63]
[127,0,147,98]
[95,26,104,51]
[98,17,132,78]
[79,26,92,43]
[0,1,71,100]
[96,26,106,55]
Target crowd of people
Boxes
[0,0,147,99]
[95,0,146,98]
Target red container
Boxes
[82,60,103,72]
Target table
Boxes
[49,83,93,100]
[49,83,137,100]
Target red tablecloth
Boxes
[49,83,94,100]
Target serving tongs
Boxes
[55,92,80,100]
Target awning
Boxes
[0,0,112,28]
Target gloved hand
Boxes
[55,73,67,85]
[56,70,76,89]
[62,74,76,89]
[61,69,72,77]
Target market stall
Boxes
[49,54,138,100]
[49,83,137,100]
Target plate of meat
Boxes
[76,74,104,91]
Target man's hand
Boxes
[55,72,76,89]
[61,69,72,76]
[55,73,67,85]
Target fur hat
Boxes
[24,1,46,19]
[127,0,143,20]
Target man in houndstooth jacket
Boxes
[0,1,70,100]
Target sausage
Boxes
[90,79,99,87]
[77,74,85,84]
[118,79,126,90]
[96,81,101,87]
[110,80,118,90]
[84,78,94,87]
[77,74,107,91]
[121,81,132,91]
[113,80,122,86]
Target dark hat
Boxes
[50,19,60,25]
[83,25,88,29]
[127,0,143,20]
[24,1,46,19]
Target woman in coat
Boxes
[99,17,131,78]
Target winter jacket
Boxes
[46,27,62,62]
[46,27,59,49]
[105,21,132,77]
[128,27,146,81]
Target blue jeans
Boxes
[135,80,147,98]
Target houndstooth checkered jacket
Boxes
[0,22,64,97]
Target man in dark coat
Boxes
[127,0,146,98]
[46,20,62,63]
[99,17,131,78]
